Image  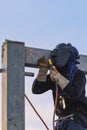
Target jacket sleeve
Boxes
[63,70,86,101]
[32,74,55,94]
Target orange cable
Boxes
[53,84,58,130]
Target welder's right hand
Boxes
[50,68,69,90]
[36,56,48,82]
[50,67,59,82]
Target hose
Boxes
[53,84,58,130]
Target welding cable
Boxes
[25,94,50,130]
[52,84,59,130]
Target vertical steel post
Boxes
[2,40,25,130]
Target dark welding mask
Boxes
[51,43,79,68]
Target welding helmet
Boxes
[51,43,80,69]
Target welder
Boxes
[32,43,87,130]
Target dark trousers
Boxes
[55,119,87,130]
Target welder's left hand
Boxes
[50,68,69,90]
[36,56,48,82]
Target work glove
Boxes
[50,67,69,90]
[36,56,48,82]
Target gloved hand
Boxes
[37,55,48,68]
[50,68,69,90]
[36,56,48,82]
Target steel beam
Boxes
[25,46,87,73]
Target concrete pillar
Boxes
[2,40,25,130]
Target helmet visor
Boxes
[51,47,71,68]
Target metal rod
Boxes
[0,68,5,73]
[25,72,34,77]
[0,68,34,77]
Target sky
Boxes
[0,0,87,130]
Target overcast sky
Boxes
[0,0,87,130]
